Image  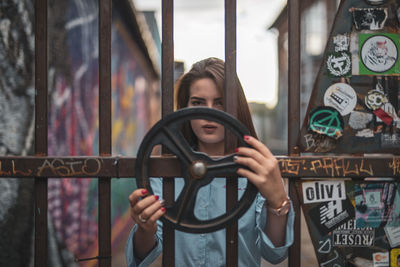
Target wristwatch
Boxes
[266,196,291,216]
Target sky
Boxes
[134,0,286,108]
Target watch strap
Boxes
[266,196,291,216]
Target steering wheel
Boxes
[135,107,258,233]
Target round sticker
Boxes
[324,83,357,116]
[361,35,397,73]
[309,106,344,139]
[365,89,387,110]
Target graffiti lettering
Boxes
[37,158,101,177]
[0,160,32,176]
[389,158,400,175]
[279,158,374,177]
[320,250,339,267]
[304,134,316,151]
[279,159,305,175]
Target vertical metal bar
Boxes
[35,0,48,266]
[162,1,175,266]
[225,1,238,266]
[288,0,301,266]
[98,0,112,266]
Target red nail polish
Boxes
[141,189,148,195]
[161,207,166,212]
[244,135,250,141]
[235,148,239,153]
[154,195,159,200]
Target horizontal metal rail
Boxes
[0,156,398,178]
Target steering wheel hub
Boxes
[190,161,207,179]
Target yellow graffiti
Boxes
[389,158,400,176]
[280,158,374,177]
[37,158,101,177]
[279,159,305,175]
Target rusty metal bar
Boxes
[0,156,399,178]
[287,0,301,266]
[98,0,112,266]
[161,0,175,266]
[34,0,48,266]
[224,0,238,266]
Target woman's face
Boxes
[187,78,225,155]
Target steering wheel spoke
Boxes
[206,154,242,177]
[161,126,195,165]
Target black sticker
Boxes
[308,198,354,236]
[326,52,352,77]
[309,106,344,139]
[352,8,387,30]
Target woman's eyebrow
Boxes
[189,96,205,101]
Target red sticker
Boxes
[373,108,393,126]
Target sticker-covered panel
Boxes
[298,0,400,154]
[298,180,400,266]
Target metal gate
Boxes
[1,0,399,266]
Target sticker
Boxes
[333,34,350,52]
[364,0,388,5]
[302,181,346,204]
[352,8,388,30]
[376,102,400,127]
[374,108,393,126]
[365,86,388,110]
[390,248,400,267]
[349,111,374,130]
[355,183,397,228]
[373,252,389,267]
[384,226,400,247]
[323,83,357,116]
[308,199,353,236]
[381,133,400,147]
[326,51,352,77]
[360,34,399,75]
[309,106,344,139]
[356,128,375,138]
[333,220,375,247]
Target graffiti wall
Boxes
[47,0,160,265]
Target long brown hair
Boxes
[174,57,258,148]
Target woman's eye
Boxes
[214,101,223,108]
[191,101,203,106]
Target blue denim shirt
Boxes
[126,178,294,267]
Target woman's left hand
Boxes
[234,135,288,208]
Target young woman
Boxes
[126,57,294,266]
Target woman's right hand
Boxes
[129,188,166,235]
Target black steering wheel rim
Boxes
[135,107,258,233]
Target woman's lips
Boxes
[202,124,218,133]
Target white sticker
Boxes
[324,83,357,116]
[333,34,350,52]
[356,128,375,138]
[384,226,400,247]
[361,35,397,73]
[373,252,389,267]
[302,181,346,204]
[349,111,373,130]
